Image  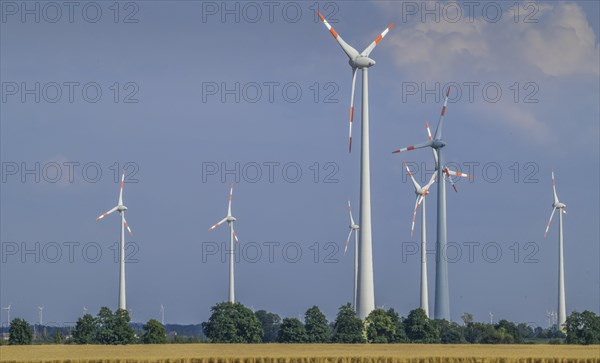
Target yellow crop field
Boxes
[1,344,599,363]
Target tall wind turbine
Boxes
[344,201,360,309]
[317,11,394,319]
[209,184,239,303]
[404,163,436,317]
[544,171,567,331]
[96,172,133,310]
[392,88,459,320]
[2,304,11,325]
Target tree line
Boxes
[3,303,599,345]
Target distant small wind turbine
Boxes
[489,312,493,324]
[544,170,567,331]
[209,184,240,303]
[83,306,88,316]
[37,306,44,325]
[344,201,360,309]
[2,304,11,325]
[96,171,133,310]
[404,163,436,317]
[160,304,165,325]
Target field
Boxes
[1,344,599,363]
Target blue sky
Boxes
[1,1,599,327]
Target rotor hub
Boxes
[432,139,446,149]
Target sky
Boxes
[1,0,599,328]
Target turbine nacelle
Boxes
[554,202,566,209]
[227,216,237,222]
[350,56,375,69]
[350,223,359,230]
[118,205,127,212]
[431,139,446,149]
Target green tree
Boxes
[8,318,32,345]
[332,303,365,343]
[565,310,600,345]
[304,306,330,343]
[202,302,263,343]
[404,308,439,343]
[53,329,63,344]
[95,307,116,344]
[113,309,136,344]
[461,312,473,326]
[386,308,408,343]
[464,322,495,344]
[495,319,523,343]
[435,319,465,343]
[142,319,167,344]
[277,318,308,343]
[73,314,97,344]
[254,310,281,343]
[365,308,395,343]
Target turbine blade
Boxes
[544,208,557,238]
[392,140,432,154]
[404,162,421,191]
[233,229,239,244]
[97,206,118,220]
[348,200,355,226]
[209,217,227,231]
[348,67,358,152]
[361,22,395,57]
[317,12,359,60]
[445,169,471,179]
[552,171,559,204]
[426,120,439,166]
[118,172,125,205]
[424,172,437,192]
[227,183,234,216]
[411,195,422,238]
[444,167,458,192]
[344,229,353,256]
[433,87,450,140]
[123,217,133,235]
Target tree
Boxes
[304,306,330,343]
[277,318,308,343]
[332,303,365,343]
[461,312,473,326]
[386,308,408,343]
[202,302,263,343]
[142,319,167,344]
[495,320,523,343]
[8,318,32,345]
[73,314,97,344]
[95,307,117,344]
[53,329,63,344]
[365,308,395,343]
[404,308,439,343]
[255,310,281,343]
[435,319,465,344]
[112,309,136,344]
[565,310,600,345]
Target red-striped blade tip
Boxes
[445,87,450,97]
[392,150,401,154]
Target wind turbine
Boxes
[317,11,394,319]
[82,306,88,316]
[392,88,459,320]
[404,163,436,317]
[344,201,360,309]
[37,306,44,325]
[544,171,567,331]
[160,304,165,325]
[209,183,239,303]
[2,304,11,326]
[489,312,494,324]
[96,171,133,310]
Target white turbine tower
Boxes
[160,304,165,325]
[82,306,88,316]
[317,11,394,319]
[544,171,567,331]
[344,201,360,309]
[96,171,133,310]
[404,163,436,317]
[2,304,11,326]
[392,88,467,320]
[489,312,494,324]
[37,306,44,325]
[209,184,239,303]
